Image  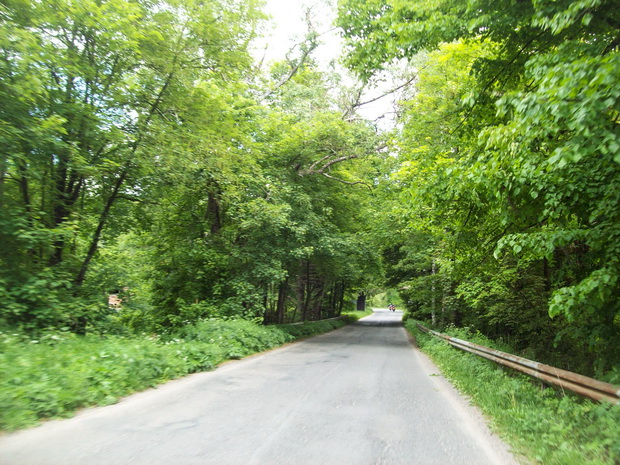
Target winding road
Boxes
[0,310,518,465]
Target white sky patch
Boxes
[254,0,398,129]
[254,0,340,68]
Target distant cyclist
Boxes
[388,303,396,312]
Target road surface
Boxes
[0,310,518,465]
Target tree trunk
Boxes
[74,167,128,287]
[276,280,288,324]
[431,259,436,326]
[261,284,269,324]
[312,284,324,321]
[337,280,346,315]
[295,261,308,322]
[328,281,337,317]
[301,261,311,322]
[206,191,222,234]
[0,150,6,202]
[356,291,366,311]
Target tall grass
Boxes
[405,320,620,465]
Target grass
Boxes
[405,320,620,465]
[0,314,365,432]
[349,308,374,319]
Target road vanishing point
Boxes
[0,310,519,465]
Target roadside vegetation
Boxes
[338,0,620,383]
[0,0,382,433]
[406,320,620,465]
[0,313,365,432]
[1,0,619,455]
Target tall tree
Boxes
[338,0,620,372]
[0,0,263,329]
[139,61,384,328]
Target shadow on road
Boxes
[355,319,403,328]
[354,310,405,327]
[301,312,413,349]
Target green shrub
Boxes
[0,332,228,430]
[0,316,353,431]
[175,319,294,359]
[278,318,348,338]
[406,320,620,465]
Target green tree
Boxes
[339,0,620,373]
[118,59,385,329]
[0,0,263,330]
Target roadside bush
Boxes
[406,320,620,465]
[0,332,226,430]
[175,319,294,359]
[0,316,355,431]
[278,319,348,338]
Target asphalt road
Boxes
[0,310,518,465]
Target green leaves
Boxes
[0,317,349,430]
[549,268,619,321]
[531,0,605,34]
[491,43,620,169]
[338,0,620,373]
[0,0,267,328]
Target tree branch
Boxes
[304,152,334,174]
[353,72,420,109]
[320,172,372,190]
[342,68,423,121]
[261,7,320,100]
[298,153,359,176]
[316,154,358,173]
[261,38,318,100]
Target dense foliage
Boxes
[0,0,383,334]
[2,0,619,443]
[0,313,364,431]
[339,0,620,377]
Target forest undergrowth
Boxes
[0,312,367,432]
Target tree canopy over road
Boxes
[339,0,620,377]
[0,0,382,332]
[1,0,619,379]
